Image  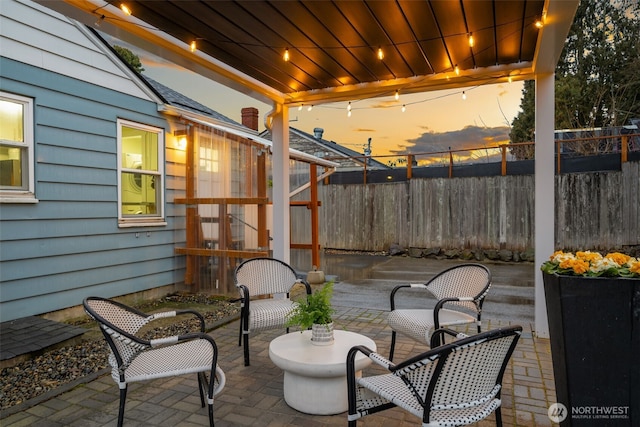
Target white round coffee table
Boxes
[269,329,376,415]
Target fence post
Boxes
[556,140,561,174]
[501,145,507,176]
[448,147,453,178]
[407,155,413,180]
[622,135,628,163]
[309,163,320,269]
[363,158,368,184]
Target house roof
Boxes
[142,75,241,127]
[288,127,389,169]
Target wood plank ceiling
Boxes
[104,0,545,99]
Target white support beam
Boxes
[270,104,291,263]
[534,73,555,338]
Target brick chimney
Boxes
[241,107,259,131]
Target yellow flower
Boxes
[630,260,640,275]
[590,257,618,273]
[550,250,564,260]
[571,259,590,275]
[559,258,588,274]
[605,252,630,266]
[576,251,602,263]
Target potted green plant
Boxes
[286,280,336,345]
[541,251,640,426]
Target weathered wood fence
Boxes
[291,161,640,255]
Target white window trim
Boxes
[117,118,165,227]
[0,92,37,203]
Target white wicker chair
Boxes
[234,257,311,366]
[347,325,522,427]
[83,297,225,427]
[387,263,491,360]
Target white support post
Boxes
[270,103,291,263]
[534,73,555,338]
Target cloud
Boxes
[390,125,510,158]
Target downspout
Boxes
[264,106,275,132]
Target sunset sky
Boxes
[118,38,526,160]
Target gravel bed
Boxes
[0,294,239,411]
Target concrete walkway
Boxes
[2,256,558,426]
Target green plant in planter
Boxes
[286,280,336,330]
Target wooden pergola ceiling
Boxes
[41,0,577,107]
[125,0,543,92]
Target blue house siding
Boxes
[0,57,186,322]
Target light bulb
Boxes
[120,4,131,15]
[283,48,290,62]
[455,65,460,76]
[462,91,467,100]
[395,90,399,101]
[377,47,384,60]
[347,102,352,112]
[535,20,544,29]
[307,105,313,111]
[468,33,474,47]
[190,40,197,52]
[508,76,513,84]
[401,104,406,113]
[298,104,303,111]
[347,110,352,118]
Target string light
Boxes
[298,104,303,111]
[347,109,352,118]
[307,105,313,111]
[535,20,544,29]
[377,47,384,60]
[468,33,474,47]
[395,90,399,101]
[120,3,131,15]
[283,48,290,62]
[302,75,511,115]
[347,102,352,112]
[454,65,460,76]
[190,40,197,52]
[508,75,513,84]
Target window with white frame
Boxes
[117,119,164,225]
[0,92,35,201]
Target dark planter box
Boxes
[543,273,640,426]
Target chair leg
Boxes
[117,387,127,427]
[243,332,250,366]
[197,372,206,408]
[495,406,503,427]
[389,331,397,361]
[208,403,215,427]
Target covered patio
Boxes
[39,0,578,334]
